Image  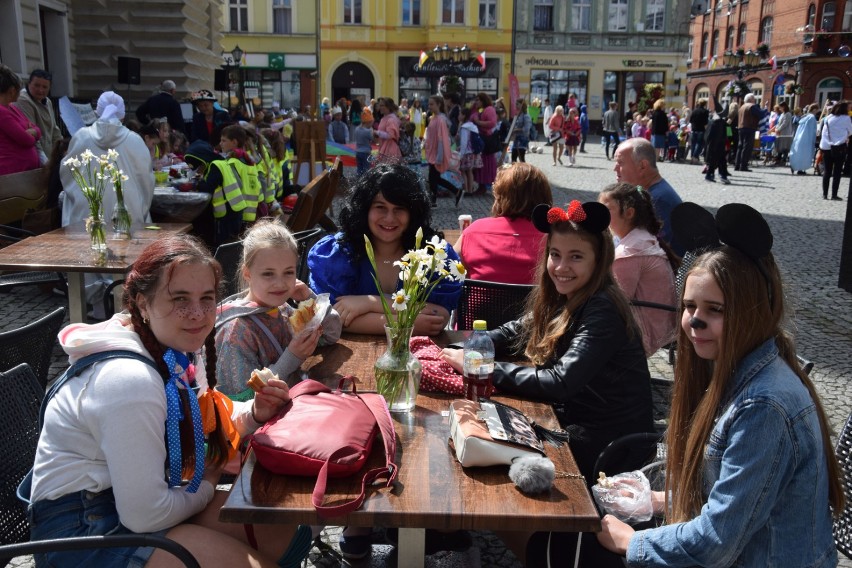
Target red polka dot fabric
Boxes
[410,336,465,396]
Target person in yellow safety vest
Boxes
[184,139,245,246]
[257,138,279,207]
[261,127,293,201]
[219,125,262,221]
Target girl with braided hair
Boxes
[28,234,311,567]
[599,182,679,355]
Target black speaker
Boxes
[117,56,141,85]
[214,68,229,92]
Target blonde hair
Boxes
[239,219,298,291]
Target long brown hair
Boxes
[123,234,231,470]
[491,163,553,220]
[666,247,844,522]
[521,220,636,365]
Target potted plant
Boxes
[438,75,464,98]
[757,42,770,57]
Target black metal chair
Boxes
[0,307,66,391]
[214,240,244,299]
[454,279,535,330]
[834,411,852,559]
[293,227,325,283]
[0,225,65,294]
[0,363,200,568]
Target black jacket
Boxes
[137,92,185,133]
[651,109,669,136]
[488,291,655,480]
[689,106,710,132]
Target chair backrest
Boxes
[0,307,66,391]
[214,241,244,299]
[0,167,49,225]
[307,158,342,231]
[0,364,43,546]
[455,279,536,330]
[593,432,665,482]
[286,168,329,232]
[293,227,326,283]
[834,412,852,559]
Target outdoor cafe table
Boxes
[219,331,601,567]
[0,221,191,323]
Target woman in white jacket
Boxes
[27,234,311,568]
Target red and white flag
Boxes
[770,55,777,71]
[418,50,429,66]
[476,51,486,69]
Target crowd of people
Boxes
[2,61,848,567]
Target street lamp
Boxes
[722,48,762,80]
[221,45,244,111]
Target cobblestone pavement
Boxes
[3,137,851,567]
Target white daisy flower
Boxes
[391,291,409,311]
[448,260,467,281]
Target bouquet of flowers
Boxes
[109,166,132,237]
[365,228,466,411]
[786,83,805,96]
[63,149,120,251]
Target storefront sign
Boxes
[412,58,486,78]
[522,57,596,68]
[622,59,674,69]
[268,54,285,70]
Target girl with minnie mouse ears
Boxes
[442,199,654,567]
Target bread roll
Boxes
[247,367,278,392]
[289,298,317,333]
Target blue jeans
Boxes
[356,151,370,176]
[602,131,619,158]
[690,131,705,160]
[29,488,168,568]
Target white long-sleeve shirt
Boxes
[30,314,260,533]
[819,114,852,150]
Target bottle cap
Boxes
[472,320,487,331]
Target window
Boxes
[571,0,592,31]
[725,25,734,50]
[608,0,628,32]
[530,69,589,108]
[701,31,709,60]
[273,0,292,34]
[403,0,421,25]
[711,29,719,56]
[645,0,665,31]
[805,4,816,41]
[816,77,843,106]
[479,0,497,27]
[534,0,554,30]
[344,0,362,24]
[759,17,772,43]
[229,0,247,32]
[822,1,836,31]
[687,37,694,63]
[738,22,746,45]
[843,1,852,31]
[443,0,465,24]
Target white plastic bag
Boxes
[592,470,653,523]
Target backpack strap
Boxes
[19,350,159,505]
[310,390,398,518]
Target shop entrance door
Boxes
[331,62,374,105]
[603,70,666,110]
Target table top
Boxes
[0,222,192,274]
[219,332,600,533]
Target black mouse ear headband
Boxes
[671,201,774,300]
[532,200,611,234]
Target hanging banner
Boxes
[509,74,520,118]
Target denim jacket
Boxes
[627,338,838,567]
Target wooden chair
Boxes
[454,279,535,330]
[834,410,852,559]
[0,167,48,225]
[285,171,326,233]
[0,307,66,391]
[310,158,341,232]
[0,363,201,567]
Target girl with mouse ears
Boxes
[598,202,844,567]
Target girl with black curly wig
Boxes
[307,163,462,336]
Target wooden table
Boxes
[0,222,191,323]
[220,332,600,567]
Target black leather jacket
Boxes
[488,291,654,475]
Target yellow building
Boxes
[220,0,319,112]
[319,0,514,107]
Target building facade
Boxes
[514,0,692,124]
[686,0,852,111]
[318,0,513,110]
[220,0,318,113]
[2,0,226,112]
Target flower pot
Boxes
[112,201,132,238]
[88,215,107,252]
[374,325,422,413]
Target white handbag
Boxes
[448,399,546,467]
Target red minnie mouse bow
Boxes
[546,200,586,224]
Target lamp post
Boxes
[722,49,761,80]
[221,45,244,111]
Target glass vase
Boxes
[112,201,132,238]
[374,325,422,413]
[88,215,107,252]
